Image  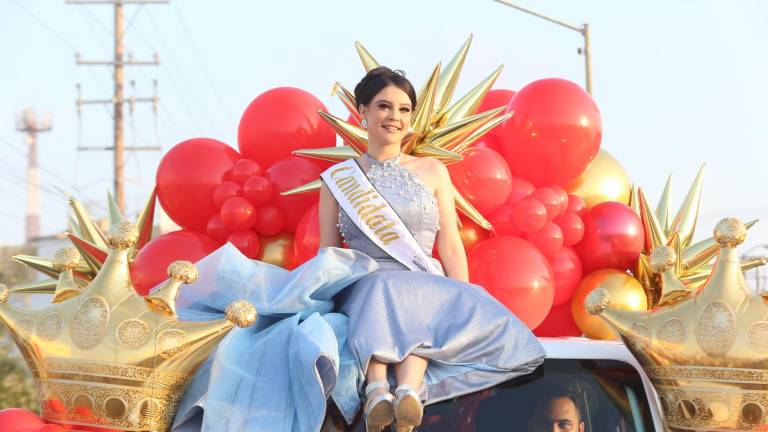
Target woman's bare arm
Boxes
[432,160,469,282]
[318,182,343,249]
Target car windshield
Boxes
[325,359,655,432]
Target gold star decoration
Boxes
[0,194,257,431]
[284,35,513,230]
[587,218,768,431]
[629,166,764,307]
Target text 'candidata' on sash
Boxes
[321,160,443,275]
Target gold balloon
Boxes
[571,269,647,340]
[286,35,512,231]
[566,149,631,208]
[0,195,257,431]
[588,218,768,431]
[459,217,490,252]
[258,232,297,269]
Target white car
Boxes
[323,337,665,431]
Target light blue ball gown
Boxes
[172,154,545,432]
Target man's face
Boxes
[529,396,585,432]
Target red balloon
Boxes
[131,230,220,295]
[506,176,535,205]
[500,78,602,187]
[157,138,240,230]
[474,89,516,152]
[294,203,320,265]
[42,395,66,415]
[476,89,517,114]
[468,237,554,329]
[242,176,273,206]
[230,159,263,184]
[206,214,230,242]
[228,231,261,259]
[220,196,257,232]
[253,204,285,236]
[265,157,322,232]
[530,187,562,220]
[346,113,361,127]
[566,194,587,217]
[550,186,570,212]
[212,181,243,209]
[238,87,335,169]
[546,246,583,307]
[524,222,563,256]
[511,196,547,233]
[487,205,522,237]
[533,303,582,337]
[555,213,585,246]
[0,409,45,432]
[34,425,66,432]
[447,147,512,215]
[575,202,644,274]
[472,136,501,153]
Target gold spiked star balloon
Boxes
[630,166,764,307]
[285,35,512,230]
[0,195,257,432]
[587,218,768,431]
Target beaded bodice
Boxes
[338,154,439,263]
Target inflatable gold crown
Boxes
[587,217,768,430]
[0,194,257,431]
[629,167,762,308]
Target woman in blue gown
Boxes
[171,68,544,432]
[317,67,544,432]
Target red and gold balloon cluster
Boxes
[150,88,335,278]
[144,36,762,344]
[145,36,652,333]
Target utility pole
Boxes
[15,109,52,244]
[69,0,165,213]
[492,0,593,94]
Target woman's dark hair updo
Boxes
[354,66,418,111]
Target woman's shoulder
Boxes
[401,155,449,191]
[402,155,445,174]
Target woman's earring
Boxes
[361,118,368,129]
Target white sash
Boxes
[321,159,443,275]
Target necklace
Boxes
[363,152,401,166]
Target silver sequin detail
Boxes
[338,154,439,257]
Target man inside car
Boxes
[528,388,586,432]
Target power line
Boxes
[0,208,26,223]
[121,4,146,39]
[171,2,235,127]
[77,7,112,54]
[144,8,219,136]
[8,0,78,52]
[69,0,165,214]
[134,65,183,136]
[0,135,78,192]
[0,178,64,216]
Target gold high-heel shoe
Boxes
[364,380,394,432]
[393,384,423,432]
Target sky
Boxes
[1,0,767,257]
